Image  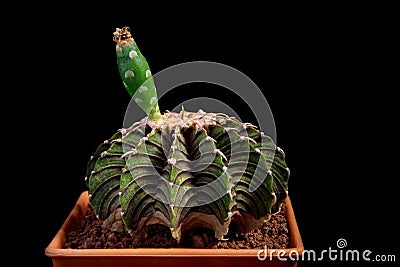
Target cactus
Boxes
[85,26,290,242]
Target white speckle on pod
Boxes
[135,98,143,103]
[150,97,156,105]
[145,70,151,78]
[138,86,148,93]
[124,70,134,78]
[129,50,138,58]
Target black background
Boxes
[13,3,398,267]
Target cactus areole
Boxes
[85,26,290,243]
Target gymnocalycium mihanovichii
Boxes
[85,26,290,243]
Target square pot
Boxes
[45,191,304,267]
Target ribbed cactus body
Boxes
[86,109,290,242]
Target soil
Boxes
[64,203,290,249]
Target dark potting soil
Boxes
[64,203,290,249]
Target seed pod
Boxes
[113,26,161,120]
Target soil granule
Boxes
[64,204,290,249]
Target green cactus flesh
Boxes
[113,26,161,120]
[86,110,290,242]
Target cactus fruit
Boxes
[85,26,290,243]
[113,26,162,120]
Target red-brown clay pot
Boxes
[45,191,304,267]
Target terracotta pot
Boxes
[45,191,304,267]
